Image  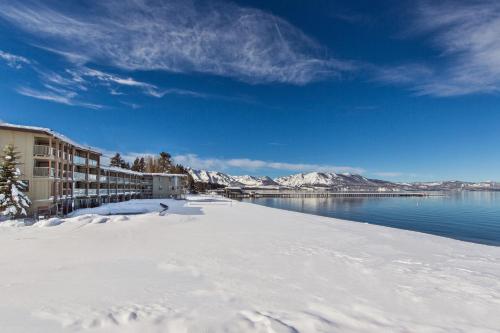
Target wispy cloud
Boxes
[0,0,353,85]
[374,1,500,97]
[173,154,365,174]
[0,50,31,69]
[16,86,103,109]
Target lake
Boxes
[242,191,500,246]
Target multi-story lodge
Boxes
[0,123,188,217]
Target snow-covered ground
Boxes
[1,196,499,332]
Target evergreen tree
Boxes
[138,157,146,172]
[0,144,31,218]
[120,161,131,170]
[158,152,172,172]
[110,153,123,167]
[131,157,141,172]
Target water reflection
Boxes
[243,191,500,246]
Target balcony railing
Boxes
[88,159,98,167]
[87,174,97,182]
[73,172,87,181]
[73,188,86,196]
[33,145,54,156]
[100,175,108,182]
[74,156,86,165]
[33,167,54,177]
[87,189,97,196]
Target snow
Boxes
[274,172,386,188]
[0,167,31,217]
[0,196,499,332]
[188,169,279,187]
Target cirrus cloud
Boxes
[0,0,353,85]
[0,50,31,69]
[373,0,500,97]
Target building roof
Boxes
[143,173,188,177]
[1,123,189,178]
[0,122,101,154]
[100,165,144,176]
[100,166,188,177]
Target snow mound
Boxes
[0,219,27,228]
[36,218,63,227]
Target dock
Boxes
[223,189,435,198]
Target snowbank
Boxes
[0,196,499,332]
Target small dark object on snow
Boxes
[159,203,169,216]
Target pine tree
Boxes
[158,152,172,172]
[120,161,131,170]
[110,153,123,167]
[138,157,146,172]
[0,144,31,218]
[131,157,141,171]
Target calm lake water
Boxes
[242,191,500,246]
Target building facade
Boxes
[0,124,188,217]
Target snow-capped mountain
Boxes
[188,169,237,186]
[274,172,394,188]
[187,169,279,187]
[188,169,395,189]
[232,175,279,187]
[187,169,499,191]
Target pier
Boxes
[223,188,434,198]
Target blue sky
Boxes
[0,0,499,181]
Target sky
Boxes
[0,0,499,182]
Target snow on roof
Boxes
[100,165,144,176]
[143,173,188,177]
[1,123,189,178]
[100,166,187,177]
[0,122,101,153]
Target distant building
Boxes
[0,123,188,217]
[143,173,188,199]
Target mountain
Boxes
[187,169,279,187]
[232,175,279,187]
[410,181,500,191]
[187,169,237,186]
[188,169,396,189]
[274,172,397,189]
[187,169,499,191]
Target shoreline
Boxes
[239,193,500,247]
[1,196,499,332]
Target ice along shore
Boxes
[0,196,499,332]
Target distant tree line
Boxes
[109,151,195,191]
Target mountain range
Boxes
[187,169,500,191]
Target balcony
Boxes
[73,188,87,197]
[100,175,108,182]
[87,174,97,182]
[33,167,55,177]
[88,189,97,196]
[74,156,86,165]
[73,172,87,181]
[88,159,98,167]
[33,145,54,157]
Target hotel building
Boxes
[0,123,188,217]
